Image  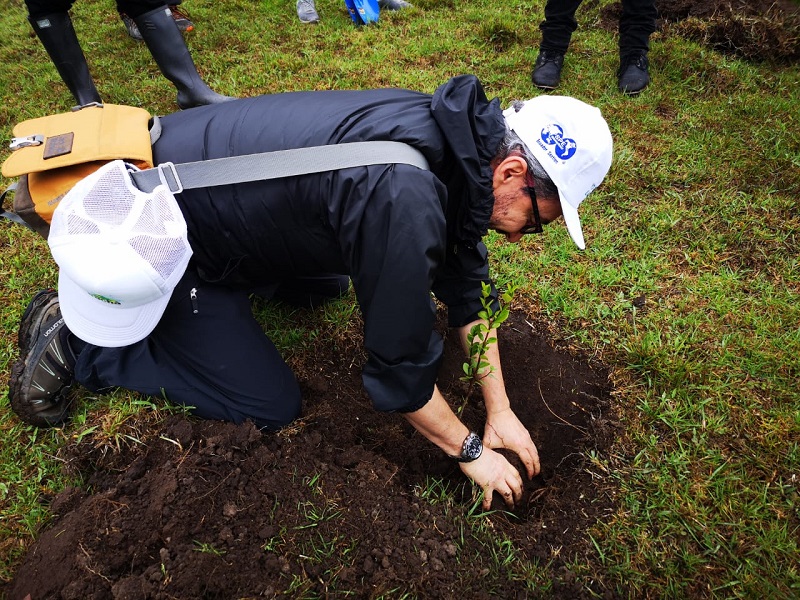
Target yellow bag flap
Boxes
[2,104,153,178]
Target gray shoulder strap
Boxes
[0,181,33,230]
[130,141,429,194]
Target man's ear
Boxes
[492,155,528,186]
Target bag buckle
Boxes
[156,162,183,194]
[9,135,44,151]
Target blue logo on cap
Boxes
[541,124,577,160]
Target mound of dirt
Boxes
[5,310,620,599]
[603,0,800,62]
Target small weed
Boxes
[414,476,458,505]
[193,541,226,556]
[295,500,342,529]
[262,525,288,553]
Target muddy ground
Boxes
[646,0,799,62]
[6,309,618,599]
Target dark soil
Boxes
[602,0,800,62]
[5,310,620,599]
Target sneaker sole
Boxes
[8,358,74,428]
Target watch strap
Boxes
[452,431,483,463]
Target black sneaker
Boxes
[168,5,194,32]
[531,49,565,90]
[120,12,144,40]
[618,51,650,96]
[8,292,77,427]
[17,288,60,355]
[121,6,193,40]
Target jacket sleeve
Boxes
[431,241,499,328]
[343,165,449,413]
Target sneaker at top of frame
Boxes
[121,5,194,41]
[296,0,320,23]
[168,5,194,32]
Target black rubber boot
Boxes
[28,12,102,107]
[134,6,234,109]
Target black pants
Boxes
[26,0,171,20]
[540,0,657,55]
[73,268,349,431]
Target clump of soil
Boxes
[602,0,800,62]
[4,310,620,599]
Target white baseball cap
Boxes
[503,95,613,249]
[48,160,193,347]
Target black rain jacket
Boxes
[152,75,506,413]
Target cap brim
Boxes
[558,190,586,250]
[58,270,172,348]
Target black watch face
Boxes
[462,433,482,461]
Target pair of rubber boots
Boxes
[30,7,233,110]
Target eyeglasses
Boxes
[521,186,544,235]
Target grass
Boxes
[1,0,799,595]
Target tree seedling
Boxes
[459,282,516,414]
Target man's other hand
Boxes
[484,408,541,479]
[459,448,524,510]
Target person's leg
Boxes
[132,5,234,109]
[25,0,74,19]
[538,0,584,53]
[116,0,165,18]
[75,269,302,430]
[25,0,102,106]
[617,0,657,94]
[532,0,584,90]
[271,274,350,309]
[619,0,657,55]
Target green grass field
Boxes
[1,0,798,596]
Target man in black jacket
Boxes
[9,75,612,509]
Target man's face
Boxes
[489,159,563,243]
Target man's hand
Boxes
[460,447,524,510]
[401,385,539,511]
[484,408,541,479]
[456,320,541,481]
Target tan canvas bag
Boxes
[2,104,153,237]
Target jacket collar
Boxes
[430,75,506,245]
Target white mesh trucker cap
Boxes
[503,96,613,249]
[48,160,193,347]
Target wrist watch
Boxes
[451,432,483,463]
